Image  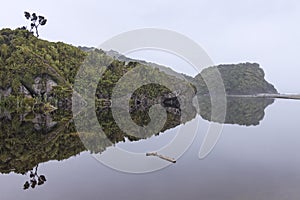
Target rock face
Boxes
[32,76,57,97]
[0,87,11,97]
[19,85,31,98]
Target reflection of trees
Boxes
[0,85,275,191]
[0,95,275,177]
[0,110,85,175]
[0,86,195,174]
[0,109,85,189]
[197,96,275,126]
[77,94,193,154]
[23,164,46,190]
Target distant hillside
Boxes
[193,63,278,95]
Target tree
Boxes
[24,11,47,37]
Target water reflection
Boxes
[0,109,84,176]
[197,96,275,126]
[23,165,46,190]
[0,95,274,188]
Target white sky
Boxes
[1,0,300,93]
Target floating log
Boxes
[146,152,176,163]
[227,93,300,100]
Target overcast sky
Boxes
[1,0,300,93]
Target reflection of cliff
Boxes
[0,110,85,174]
[0,91,195,175]
[197,96,275,126]
[0,93,275,175]
[75,93,197,154]
[0,93,276,176]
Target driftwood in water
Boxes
[146,152,176,163]
[227,93,300,100]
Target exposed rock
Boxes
[32,113,57,132]
[19,85,32,98]
[32,76,57,97]
[0,87,12,97]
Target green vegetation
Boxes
[0,28,279,178]
[193,63,278,95]
[0,28,278,111]
[0,28,86,103]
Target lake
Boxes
[0,96,299,200]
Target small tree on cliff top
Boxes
[24,11,47,38]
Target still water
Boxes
[1,98,300,200]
